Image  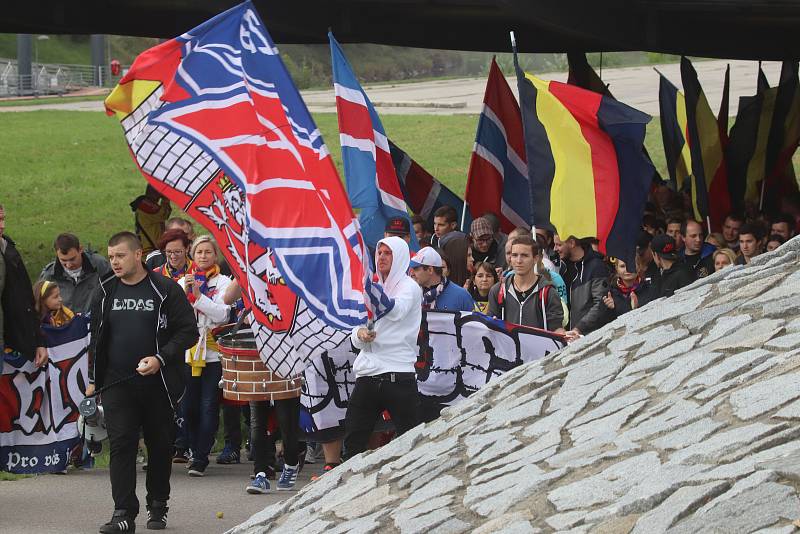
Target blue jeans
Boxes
[183,362,222,467]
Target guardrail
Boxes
[0,59,125,97]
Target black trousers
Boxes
[250,397,304,474]
[222,403,250,449]
[419,397,445,424]
[103,380,175,517]
[343,375,420,460]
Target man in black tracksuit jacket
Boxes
[560,242,611,339]
[651,234,696,298]
[87,232,197,533]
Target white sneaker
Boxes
[305,446,318,465]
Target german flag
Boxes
[514,54,654,269]
[681,57,729,226]
[658,73,692,194]
[727,62,800,212]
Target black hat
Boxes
[384,217,411,235]
[651,234,678,260]
[636,231,653,250]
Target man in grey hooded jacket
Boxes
[39,232,112,314]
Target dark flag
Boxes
[388,140,469,229]
[567,53,610,96]
[763,61,800,210]
[718,64,731,145]
[758,62,770,94]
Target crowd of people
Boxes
[1,181,798,532]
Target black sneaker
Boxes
[146,502,168,530]
[172,448,190,464]
[188,462,207,477]
[99,510,136,533]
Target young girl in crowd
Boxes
[602,257,653,319]
[33,280,75,327]
[178,235,233,477]
[33,280,91,471]
[470,261,499,314]
[766,234,786,252]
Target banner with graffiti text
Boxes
[0,316,90,474]
[300,310,565,440]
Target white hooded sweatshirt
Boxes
[351,236,422,377]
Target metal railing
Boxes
[0,58,125,97]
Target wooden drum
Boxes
[216,326,302,402]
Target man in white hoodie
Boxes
[343,236,423,459]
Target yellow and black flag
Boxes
[680,57,729,226]
[658,72,692,194]
[727,61,800,212]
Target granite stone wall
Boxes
[232,237,800,534]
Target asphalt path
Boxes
[0,59,785,116]
[0,459,313,533]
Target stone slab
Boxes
[729,373,800,419]
[631,481,729,534]
[666,483,800,534]
[650,352,724,393]
[652,417,726,450]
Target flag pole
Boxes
[706,215,712,233]
[460,201,469,233]
[759,178,767,212]
[510,30,538,240]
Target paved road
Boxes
[0,460,314,533]
[0,59,785,116]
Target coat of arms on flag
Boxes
[105,1,376,376]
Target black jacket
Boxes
[607,279,657,319]
[655,261,696,299]
[88,270,198,408]
[472,240,507,270]
[564,249,611,334]
[680,243,716,279]
[1,235,43,359]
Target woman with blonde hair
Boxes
[178,235,233,477]
[713,248,737,272]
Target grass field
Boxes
[0,95,108,108]
[0,110,668,275]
